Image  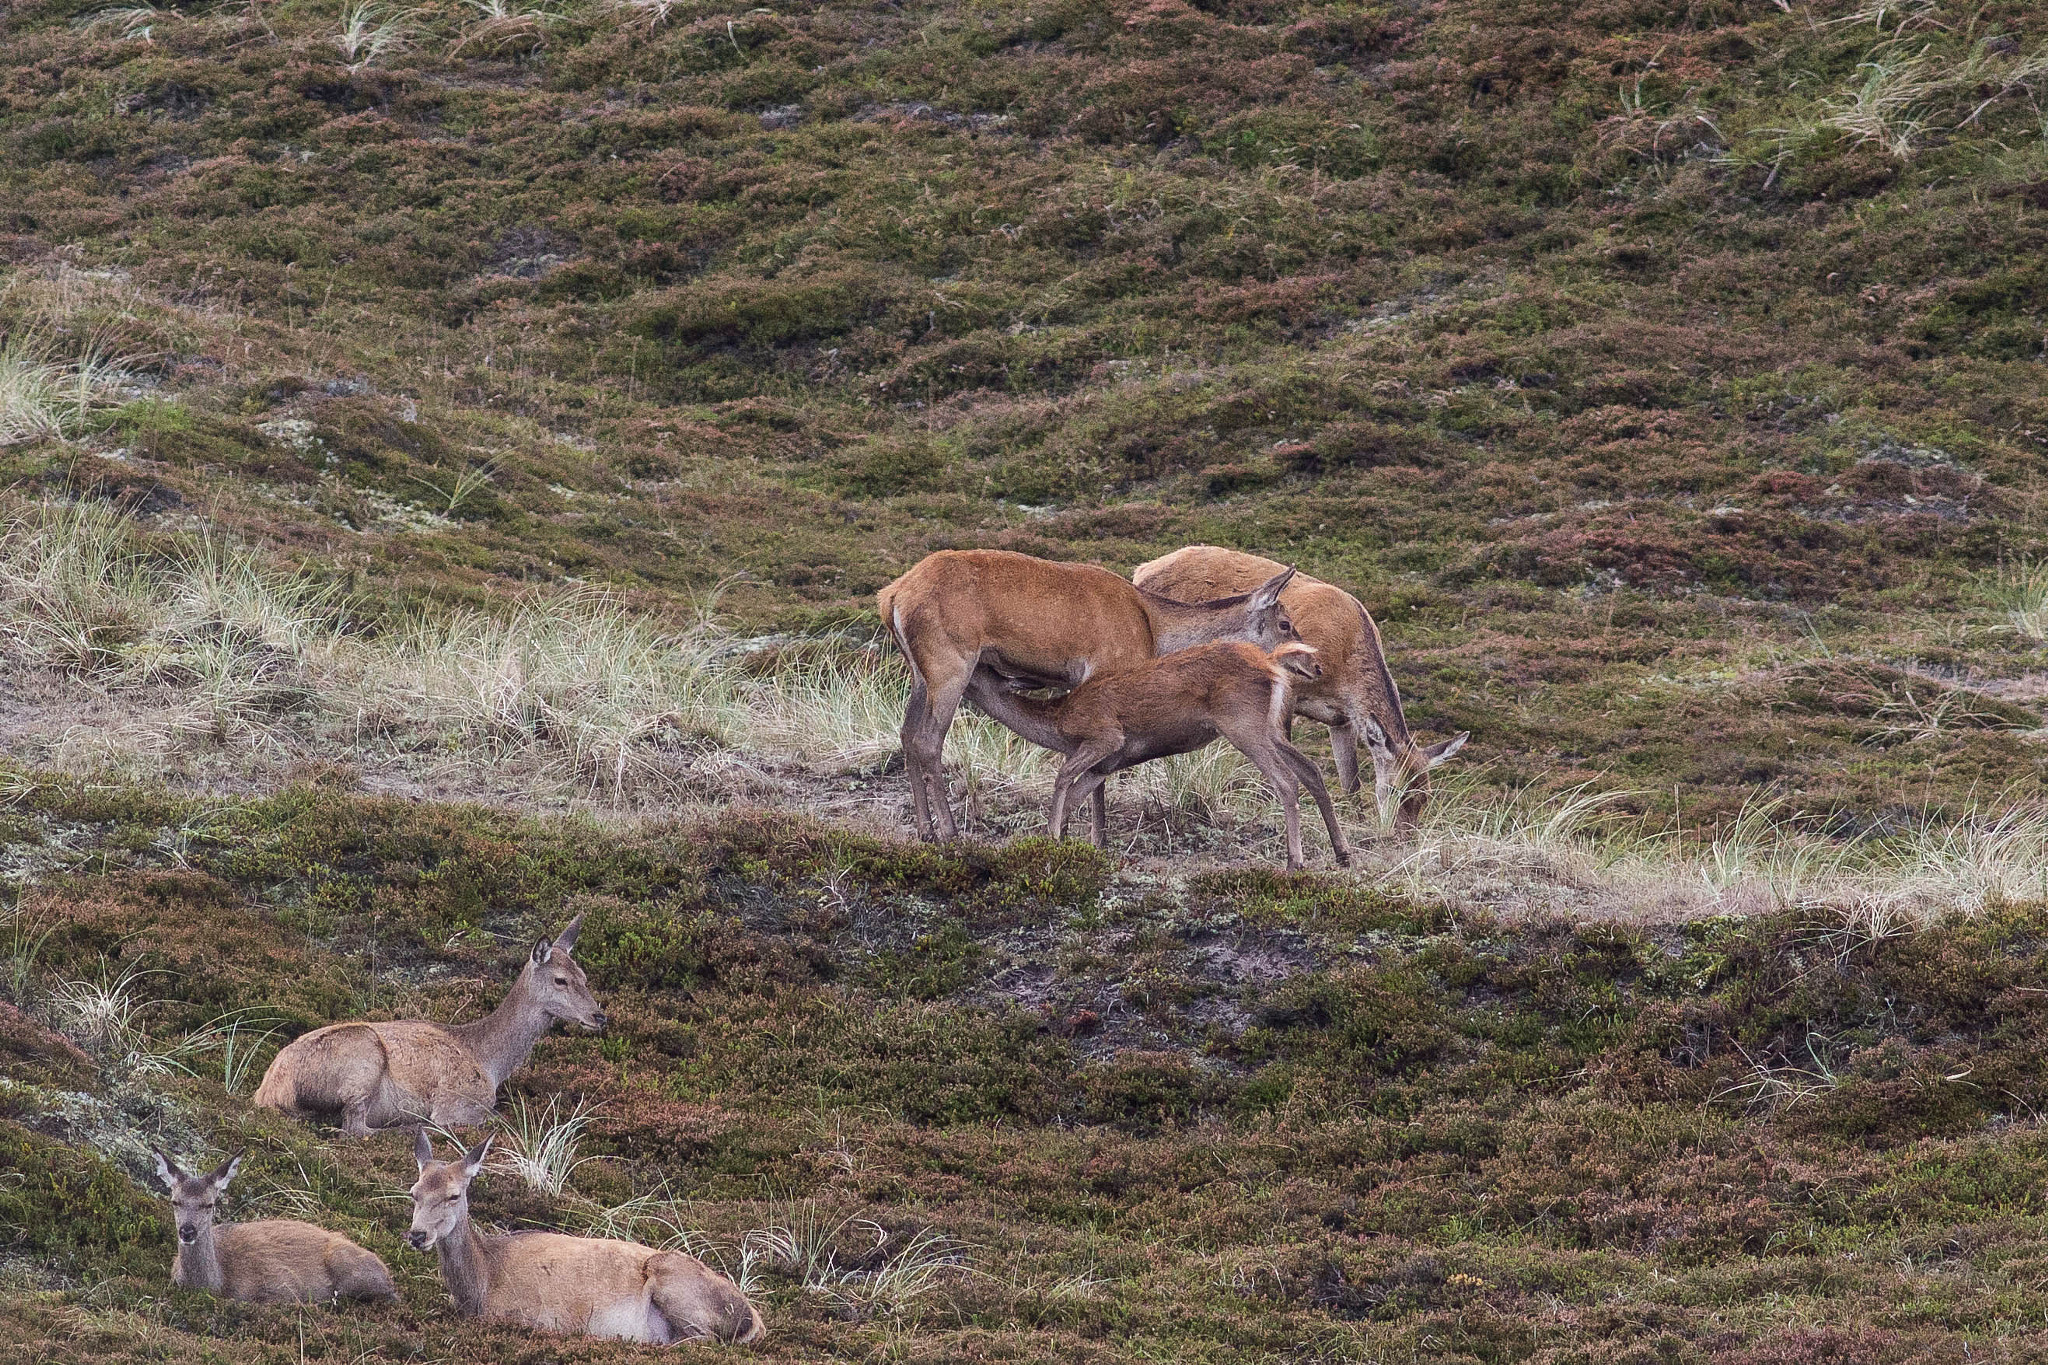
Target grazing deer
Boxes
[408,1132,765,1345]
[151,1149,396,1305]
[998,641,1352,871]
[254,917,605,1137]
[878,548,1300,840]
[1134,546,1466,826]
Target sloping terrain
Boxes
[6,0,2048,1359]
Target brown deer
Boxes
[994,641,1352,871]
[408,1132,765,1345]
[878,548,1300,840]
[254,917,604,1137]
[1134,546,1466,826]
[151,1149,397,1305]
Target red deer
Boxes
[1134,546,1465,825]
[994,641,1352,871]
[877,548,1299,840]
[408,1132,764,1345]
[254,917,604,1136]
[151,1149,396,1304]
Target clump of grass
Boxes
[334,0,415,72]
[492,1095,603,1196]
[1990,559,2048,640]
[449,0,553,55]
[49,961,171,1070]
[70,3,166,37]
[608,0,682,27]
[0,332,131,447]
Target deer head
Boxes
[152,1149,242,1245]
[1240,567,1299,648]
[409,1130,493,1250]
[524,915,605,1031]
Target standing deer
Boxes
[408,1132,765,1345]
[996,641,1352,871]
[1134,546,1466,826]
[877,548,1300,840]
[254,917,605,1137]
[151,1149,397,1305]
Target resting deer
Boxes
[408,1132,765,1345]
[996,641,1352,871]
[151,1149,396,1305]
[254,917,604,1137]
[878,548,1299,840]
[1134,546,1466,826]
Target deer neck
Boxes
[435,1215,492,1318]
[452,968,553,1089]
[1142,595,1242,655]
[174,1222,224,1294]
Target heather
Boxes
[5,0,2048,1356]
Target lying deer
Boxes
[254,917,605,1137]
[408,1132,765,1345]
[152,1149,396,1305]
[878,548,1299,841]
[1135,546,1466,826]
[997,641,1352,871]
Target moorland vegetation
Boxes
[6,0,2048,1357]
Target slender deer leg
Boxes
[905,662,971,841]
[1228,734,1306,870]
[1090,781,1108,846]
[1050,741,1118,840]
[899,677,934,840]
[1329,719,1361,794]
[1282,743,1352,867]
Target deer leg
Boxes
[1050,741,1118,841]
[1225,723,1312,871]
[899,676,934,840]
[1328,719,1362,794]
[339,1097,375,1139]
[1090,780,1108,846]
[905,665,971,841]
[1282,742,1352,868]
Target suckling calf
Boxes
[1002,641,1352,871]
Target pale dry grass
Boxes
[1,502,2044,927]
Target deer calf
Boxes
[1135,546,1466,824]
[255,917,605,1136]
[152,1149,396,1305]
[1003,641,1352,871]
[409,1132,764,1345]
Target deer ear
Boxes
[531,937,552,966]
[152,1148,183,1190]
[210,1152,243,1190]
[415,1128,435,1168]
[553,914,584,955]
[1248,566,1296,610]
[1424,732,1469,767]
[462,1133,494,1178]
[1359,715,1394,760]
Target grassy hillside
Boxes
[5,0,2048,1357]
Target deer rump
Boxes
[254,1021,492,1130]
[474,1234,763,1345]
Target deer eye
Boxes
[553,976,568,986]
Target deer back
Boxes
[212,1220,393,1304]
[881,549,1162,682]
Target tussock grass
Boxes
[491,1094,603,1196]
[333,1,415,72]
